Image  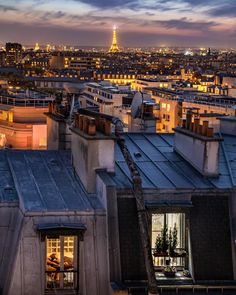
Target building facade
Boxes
[5,43,22,66]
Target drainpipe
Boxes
[76,109,158,294]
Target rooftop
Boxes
[110,133,236,190]
[0,150,103,213]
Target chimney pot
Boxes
[78,115,84,130]
[75,113,80,128]
[83,116,89,133]
[202,121,209,136]
[186,111,193,129]
[197,124,202,134]
[87,118,96,136]
[190,122,194,132]
[48,102,53,113]
[193,118,200,133]
[207,127,214,137]
[104,120,112,136]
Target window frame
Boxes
[37,224,86,292]
[45,235,79,290]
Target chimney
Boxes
[173,120,222,177]
[45,102,71,150]
[70,111,116,193]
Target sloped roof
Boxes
[0,150,102,212]
[112,133,234,190]
[221,134,236,187]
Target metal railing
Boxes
[0,95,53,107]
[152,248,187,269]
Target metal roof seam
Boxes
[219,133,236,187]
[22,152,51,211]
[5,151,36,212]
[115,161,133,185]
[55,151,93,209]
[126,134,177,188]
[158,134,173,147]
[143,134,199,188]
[36,151,68,210]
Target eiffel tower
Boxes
[109,25,120,53]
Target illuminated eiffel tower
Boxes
[109,25,120,53]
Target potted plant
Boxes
[154,234,162,256]
[161,224,169,255]
[183,270,191,277]
[169,223,178,256]
[163,266,176,277]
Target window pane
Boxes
[63,236,76,289]
[152,213,187,269]
[152,214,164,248]
[46,236,77,290]
[46,237,61,288]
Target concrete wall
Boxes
[47,116,71,150]
[46,116,60,150]
[182,101,235,117]
[71,130,115,193]
[7,213,110,295]
[220,119,236,136]
[0,203,23,295]
[174,130,220,176]
[0,126,32,149]
[96,174,121,282]
[32,125,47,149]
[13,107,47,124]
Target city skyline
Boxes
[0,0,235,48]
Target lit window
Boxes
[152,213,188,270]
[161,103,166,109]
[46,236,78,290]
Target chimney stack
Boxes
[45,102,71,150]
[70,111,116,193]
[173,119,222,177]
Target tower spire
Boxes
[109,25,120,53]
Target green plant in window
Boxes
[169,223,178,256]
[155,234,162,254]
[168,228,173,254]
[161,224,169,254]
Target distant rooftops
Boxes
[146,87,236,107]
[86,82,132,94]
[137,78,171,83]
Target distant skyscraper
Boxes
[5,43,22,66]
[109,25,120,53]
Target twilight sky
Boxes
[0,0,235,47]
